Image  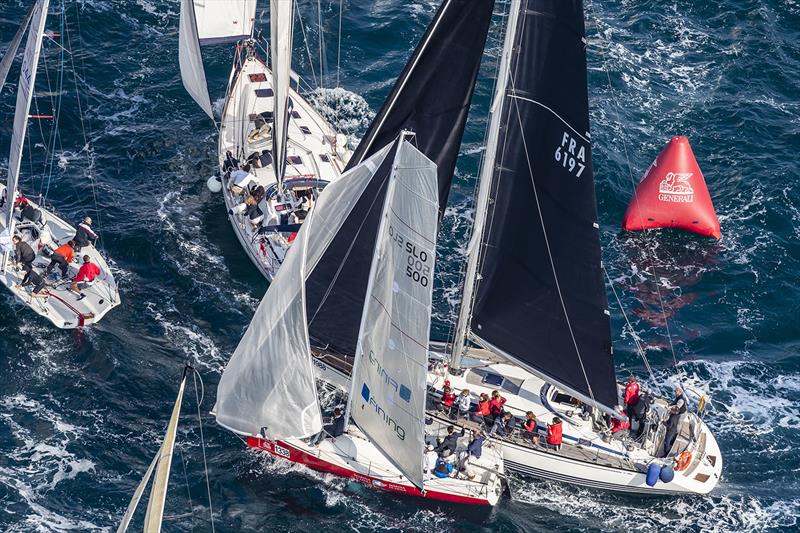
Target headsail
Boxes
[179,0,214,119]
[458,0,618,410]
[0,2,35,98]
[193,0,256,45]
[215,142,397,439]
[345,0,495,216]
[270,0,294,186]
[3,0,49,234]
[347,136,438,490]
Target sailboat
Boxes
[214,132,505,506]
[179,0,350,281]
[310,0,723,495]
[0,0,120,328]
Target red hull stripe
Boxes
[246,437,491,506]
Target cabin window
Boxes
[255,88,274,97]
[300,125,312,135]
[287,155,303,165]
[249,73,267,83]
[482,373,504,387]
[291,110,301,119]
[319,154,330,162]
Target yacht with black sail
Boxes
[0,0,120,328]
[179,0,350,281]
[310,0,723,495]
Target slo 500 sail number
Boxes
[388,225,431,287]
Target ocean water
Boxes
[0,0,799,531]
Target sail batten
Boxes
[3,0,49,235]
[462,0,617,408]
[345,0,495,215]
[347,137,439,491]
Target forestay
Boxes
[348,139,438,490]
[215,143,396,439]
[0,3,35,98]
[193,0,256,45]
[3,0,48,233]
[270,0,293,185]
[344,0,495,216]
[178,0,214,119]
[466,0,618,409]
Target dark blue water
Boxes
[1,0,799,531]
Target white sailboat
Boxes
[0,0,120,328]
[215,133,504,506]
[179,0,350,281]
[310,0,723,495]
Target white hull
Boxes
[218,52,349,281]
[0,185,120,328]
[310,348,722,496]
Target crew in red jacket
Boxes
[489,390,507,423]
[624,375,641,425]
[70,255,101,294]
[611,408,631,438]
[546,417,563,449]
[440,385,456,416]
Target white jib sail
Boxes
[3,0,48,234]
[348,138,439,490]
[193,0,256,45]
[0,3,35,98]
[215,142,396,439]
[270,0,293,184]
[179,0,214,120]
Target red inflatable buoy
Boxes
[622,136,721,239]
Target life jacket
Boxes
[53,243,74,263]
[477,400,490,417]
[433,459,452,478]
[546,422,563,445]
[441,392,456,407]
[624,382,640,406]
[523,418,537,432]
[489,396,506,416]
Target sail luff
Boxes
[0,3,35,98]
[142,373,188,533]
[451,0,521,371]
[179,0,214,120]
[3,0,49,241]
[270,0,294,187]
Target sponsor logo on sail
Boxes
[360,383,406,441]
[658,172,694,203]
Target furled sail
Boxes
[193,0,257,45]
[3,0,48,232]
[345,0,495,216]
[215,142,396,439]
[0,3,35,98]
[178,0,214,119]
[347,137,438,490]
[270,0,293,185]
[464,0,617,409]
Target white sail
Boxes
[215,142,396,439]
[270,0,293,184]
[179,0,214,120]
[193,0,256,45]
[3,0,48,233]
[0,3,35,98]
[347,138,439,490]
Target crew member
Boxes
[523,411,540,445]
[435,425,463,454]
[223,150,239,173]
[624,375,641,424]
[73,217,98,250]
[12,236,35,272]
[230,164,257,194]
[455,389,471,419]
[471,393,491,426]
[45,241,75,278]
[662,386,687,456]
[546,417,563,450]
[16,268,48,298]
[423,444,438,476]
[311,407,345,446]
[489,412,516,437]
[440,385,456,417]
[488,390,507,424]
[70,255,101,294]
[610,407,630,439]
[433,453,454,478]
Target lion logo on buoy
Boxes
[658,172,694,203]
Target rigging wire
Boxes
[295,4,319,89]
[191,367,216,533]
[178,445,196,532]
[584,0,685,388]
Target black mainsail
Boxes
[345,0,495,216]
[456,0,617,409]
[307,0,495,356]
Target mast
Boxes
[451,0,521,371]
[270,0,294,193]
[2,0,49,271]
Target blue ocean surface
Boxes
[0,0,799,531]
